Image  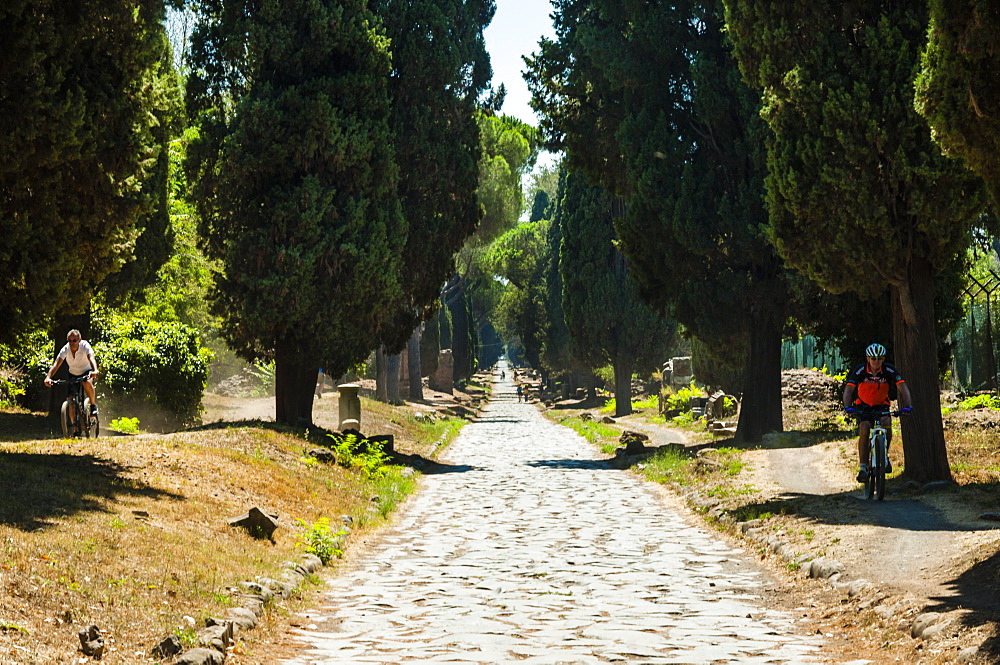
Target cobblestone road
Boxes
[283,371,827,664]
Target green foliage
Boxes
[109,417,141,434]
[664,385,706,413]
[641,446,693,485]
[558,172,674,415]
[248,361,276,398]
[124,125,217,332]
[96,318,212,429]
[956,394,1000,411]
[326,434,391,478]
[369,0,493,350]
[186,0,406,411]
[294,517,346,565]
[0,0,175,342]
[916,1,1000,209]
[526,1,788,441]
[558,416,619,447]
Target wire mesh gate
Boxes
[953,271,1000,393]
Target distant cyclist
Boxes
[44,329,100,422]
[843,343,912,482]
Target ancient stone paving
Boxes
[283,371,828,664]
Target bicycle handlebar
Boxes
[48,371,92,386]
[849,409,907,418]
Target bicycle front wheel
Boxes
[60,400,72,438]
[870,433,887,501]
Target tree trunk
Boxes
[892,256,951,483]
[449,289,470,383]
[274,343,316,426]
[735,309,784,444]
[613,357,633,417]
[375,347,388,402]
[386,353,402,405]
[407,324,423,402]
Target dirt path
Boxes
[744,438,1000,612]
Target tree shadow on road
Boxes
[525,458,614,470]
[928,547,1000,657]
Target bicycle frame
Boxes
[50,373,99,438]
[855,409,902,501]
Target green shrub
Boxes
[109,416,141,434]
[96,318,213,430]
[0,329,53,410]
[664,384,705,412]
[327,433,391,477]
[956,394,1000,411]
[294,518,346,564]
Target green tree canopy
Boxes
[186,0,406,424]
[0,0,174,343]
[724,0,987,481]
[372,0,494,353]
[916,1,1000,208]
[525,0,789,440]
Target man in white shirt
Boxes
[44,329,100,425]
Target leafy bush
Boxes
[956,394,1000,411]
[96,318,213,429]
[109,417,141,434]
[0,329,54,409]
[327,433,391,477]
[664,384,705,412]
[294,518,346,564]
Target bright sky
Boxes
[483,0,555,125]
[484,0,559,178]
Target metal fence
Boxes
[952,271,1000,393]
[781,336,845,373]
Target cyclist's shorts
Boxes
[66,372,89,397]
[856,406,890,425]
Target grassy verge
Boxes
[0,387,473,664]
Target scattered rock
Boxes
[910,612,942,639]
[847,579,871,597]
[175,647,225,665]
[152,634,182,659]
[227,507,280,541]
[308,448,335,462]
[808,558,844,579]
[78,625,104,659]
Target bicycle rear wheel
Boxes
[60,400,72,438]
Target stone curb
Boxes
[156,551,325,664]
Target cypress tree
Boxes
[559,172,673,417]
[186,0,405,425]
[526,0,789,441]
[724,1,986,481]
[0,0,172,342]
[916,1,1000,208]
[368,0,492,400]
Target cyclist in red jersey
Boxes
[843,343,912,482]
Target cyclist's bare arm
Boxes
[44,357,65,387]
[897,382,912,409]
[842,384,855,410]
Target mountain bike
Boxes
[854,408,904,501]
[50,373,99,438]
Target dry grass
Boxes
[0,382,473,664]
